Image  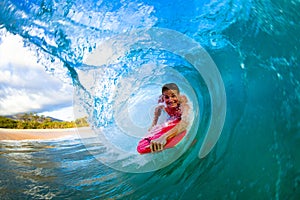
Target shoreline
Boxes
[0,127,84,141]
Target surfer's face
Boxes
[162,89,179,108]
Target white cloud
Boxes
[0,34,40,68]
[0,32,74,120]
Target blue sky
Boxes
[0,33,75,121]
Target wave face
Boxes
[1,0,300,199]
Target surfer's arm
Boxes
[148,105,163,131]
[165,119,189,140]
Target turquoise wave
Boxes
[0,0,299,199]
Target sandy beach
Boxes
[0,128,80,140]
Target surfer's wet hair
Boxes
[162,83,180,93]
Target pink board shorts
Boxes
[137,119,187,154]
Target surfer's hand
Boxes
[150,137,167,152]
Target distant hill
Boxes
[5,114,63,122]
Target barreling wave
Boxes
[1,0,299,199]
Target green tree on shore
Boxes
[0,116,18,128]
[0,114,89,129]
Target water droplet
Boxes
[240,63,245,69]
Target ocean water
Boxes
[1,0,300,199]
